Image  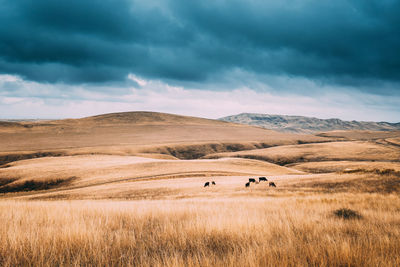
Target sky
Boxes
[0,0,399,122]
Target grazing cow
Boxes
[204,182,210,187]
[245,182,250,187]
[269,182,276,187]
[249,178,256,183]
[259,177,268,182]
[212,181,216,185]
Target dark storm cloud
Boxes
[0,0,399,90]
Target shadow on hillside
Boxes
[0,177,76,194]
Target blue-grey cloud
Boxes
[0,0,399,93]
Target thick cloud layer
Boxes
[0,0,399,91]
[1,74,400,121]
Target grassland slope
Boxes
[0,111,331,164]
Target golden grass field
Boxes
[1,112,400,266]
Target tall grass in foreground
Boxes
[1,194,400,266]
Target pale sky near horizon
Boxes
[1,1,399,122]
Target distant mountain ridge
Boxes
[219,113,400,133]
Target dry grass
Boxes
[0,177,75,193]
[1,113,400,266]
[0,156,299,195]
[289,161,400,173]
[1,194,400,267]
[0,112,328,154]
[386,137,400,146]
[205,141,400,164]
[316,130,400,140]
[1,170,400,266]
[289,172,400,194]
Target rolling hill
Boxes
[0,111,330,164]
[1,111,400,267]
[1,111,399,200]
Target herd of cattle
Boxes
[203,181,216,187]
[204,177,276,188]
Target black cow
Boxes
[211,181,216,185]
[245,182,250,187]
[204,182,210,187]
[249,178,256,183]
[259,177,268,182]
[269,182,276,187]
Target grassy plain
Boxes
[1,112,400,266]
[1,192,400,266]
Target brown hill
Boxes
[1,114,400,267]
[78,111,231,125]
[204,141,400,165]
[0,111,329,154]
[2,111,399,201]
